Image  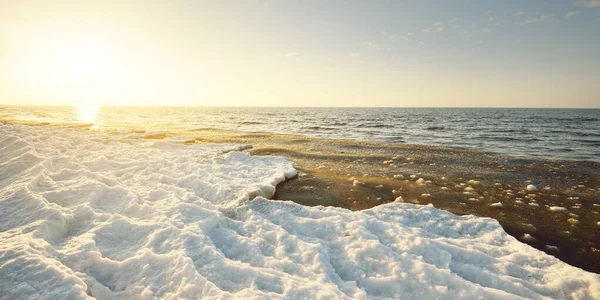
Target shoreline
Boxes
[2,120,600,273]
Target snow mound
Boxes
[1,124,599,299]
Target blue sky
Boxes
[1,0,599,107]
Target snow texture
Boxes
[1,124,599,299]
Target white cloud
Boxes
[284,52,299,57]
[435,26,445,32]
[481,28,492,33]
[575,0,600,8]
[361,41,380,50]
[349,53,360,57]
[483,12,500,23]
[565,11,580,18]
[433,22,444,32]
[521,14,554,25]
[513,10,524,17]
[388,32,414,40]
[433,22,443,27]
[421,28,432,33]
[416,41,424,45]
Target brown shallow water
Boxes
[3,120,600,273]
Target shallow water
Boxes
[1,106,599,161]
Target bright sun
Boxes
[49,38,114,85]
[11,34,130,105]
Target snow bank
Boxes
[1,124,599,299]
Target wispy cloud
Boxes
[513,10,524,17]
[388,32,414,40]
[481,28,492,33]
[565,11,580,18]
[421,28,432,33]
[575,0,600,8]
[416,41,425,45]
[349,53,361,57]
[284,52,299,57]
[433,22,445,32]
[483,11,501,23]
[362,41,380,50]
[521,14,554,25]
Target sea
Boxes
[1,106,599,161]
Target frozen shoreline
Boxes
[1,123,599,299]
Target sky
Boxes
[0,0,599,108]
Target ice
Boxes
[489,202,503,208]
[164,136,196,143]
[521,234,536,242]
[549,206,568,212]
[1,124,600,299]
[526,184,537,192]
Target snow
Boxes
[1,124,600,299]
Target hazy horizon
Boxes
[1,0,599,108]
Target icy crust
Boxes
[0,124,599,300]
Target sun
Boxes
[51,37,112,85]
[10,34,129,105]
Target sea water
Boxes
[1,106,599,161]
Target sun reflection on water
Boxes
[75,106,101,130]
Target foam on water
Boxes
[1,124,599,299]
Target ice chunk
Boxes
[489,202,503,208]
[468,179,480,185]
[526,184,537,191]
[522,234,536,242]
[549,206,568,212]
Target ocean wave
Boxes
[239,121,266,125]
[304,126,338,131]
[425,126,445,131]
[358,123,394,128]
[474,135,539,142]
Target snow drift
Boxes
[0,124,598,299]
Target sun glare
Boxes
[9,34,133,105]
[76,105,99,127]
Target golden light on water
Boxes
[76,105,100,129]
